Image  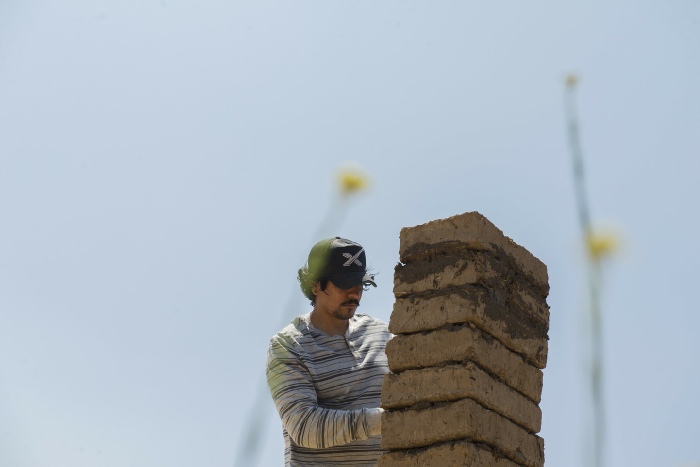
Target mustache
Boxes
[342,299,360,307]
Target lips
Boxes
[342,300,360,307]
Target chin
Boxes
[332,308,356,320]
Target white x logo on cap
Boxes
[342,248,364,267]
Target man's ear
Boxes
[311,282,320,296]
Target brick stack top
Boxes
[397,211,548,297]
[392,211,549,369]
[379,212,550,467]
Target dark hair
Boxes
[297,266,329,305]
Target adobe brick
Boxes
[394,249,505,296]
[399,211,548,297]
[378,440,520,467]
[382,362,542,433]
[385,324,543,403]
[390,286,548,368]
[381,397,545,467]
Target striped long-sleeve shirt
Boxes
[266,312,392,466]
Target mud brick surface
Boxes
[386,324,543,403]
[394,249,505,294]
[399,211,548,297]
[378,440,520,467]
[382,362,542,433]
[394,250,550,328]
[390,286,548,368]
[381,397,545,467]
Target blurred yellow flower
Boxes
[586,230,619,260]
[566,73,579,88]
[337,168,369,196]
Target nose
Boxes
[346,285,362,297]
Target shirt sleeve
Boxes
[265,335,383,449]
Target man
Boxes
[266,237,392,466]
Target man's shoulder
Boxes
[269,314,311,347]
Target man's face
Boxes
[313,280,363,321]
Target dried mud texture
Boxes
[382,362,542,433]
[390,286,548,369]
[395,249,505,294]
[378,440,521,467]
[399,211,548,297]
[394,249,549,318]
[385,323,543,403]
[381,397,545,467]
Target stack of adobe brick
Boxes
[379,212,549,467]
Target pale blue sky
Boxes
[1,1,699,466]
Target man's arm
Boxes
[265,336,382,449]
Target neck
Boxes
[309,309,349,336]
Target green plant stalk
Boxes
[565,79,606,467]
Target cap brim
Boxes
[327,272,374,290]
